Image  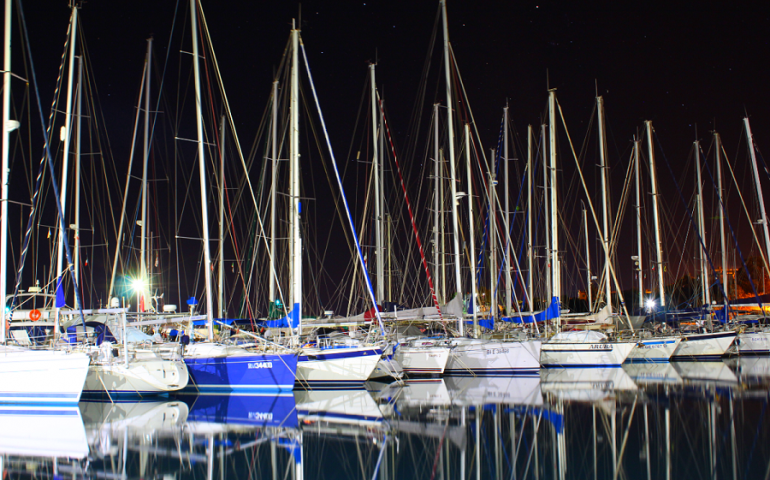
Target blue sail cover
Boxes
[55,277,66,308]
[502,296,560,323]
[464,318,495,330]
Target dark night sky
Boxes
[10,0,770,310]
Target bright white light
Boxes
[131,278,147,293]
[645,298,656,311]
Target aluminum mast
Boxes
[190,0,215,336]
[645,120,666,308]
[440,0,463,332]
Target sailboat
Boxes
[167,0,298,392]
[626,127,682,362]
[537,91,637,367]
[0,0,91,404]
[266,19,382,388]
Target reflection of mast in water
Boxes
[644,403,651,480]
[665,405,671,480]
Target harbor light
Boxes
[131,277,147,293]
[645,298,656,312]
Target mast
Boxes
[596,96,612,312]
[73,56,82,298]
[504,105,512,315]
[370,63,384,301]
[634,137,644,310]
[583,202,592,310]
[646,120,665,308]
[269,80,278,306]
[218,115,225,318]
[715,133,728,309]
[440,0,463,324]
[1,0,11,340]
[490,148,497,320]
[527,125,534,312]
[433,104,440,303]
[440,150,445,303]
[290,20,301,337]
[55,5,78,308]
[139,37,152,311]
[380,99,387,301]
[548,90,560,317]
[542,123,551,309]
[466,124,478,337]
[694,140,711,309]
[743,117,770,270]
[189,0,214,337]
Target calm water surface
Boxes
[2,358,769,479]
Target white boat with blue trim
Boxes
[296,345,382,389]
[625,335,681,363]
[445,337,542,376]
[670,329,736,360]
[540,331,637,368]
[0,345,89,404]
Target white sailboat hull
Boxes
[394,346,450,375]
[445,339,541,375]
[625,336,681,363]
[540,341,636,368]
[297,346,382,388]
[671,331,736,360]
[736,331,770,354]
[370,356,404,379]
[0,347,89,404]
[83,359,189,395]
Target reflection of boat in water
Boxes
[0,405,88,458]
[372,379,452,411]
[623,362,683,386]
[80,399,188,432]
[294,388,383,427]
[725,356,770,386]
[673,361,738,387]
[184,393,297,431]
[540,367,638,402]
[444,375,543,406]
[80,399,189,460]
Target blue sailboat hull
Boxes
[184,353,298,393]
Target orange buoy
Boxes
[29,309,41,322]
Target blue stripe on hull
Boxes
[297,410,382,423]
[298,348,382,362]
[0,408,80,415]
[185,353,298,392]
[82,390,171,397]
[541,364,624,369]
[444,368,540,376]
[0,392,80,402]
[294,380,367,390]
[671,355,724,361]
[624,358,671,364]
